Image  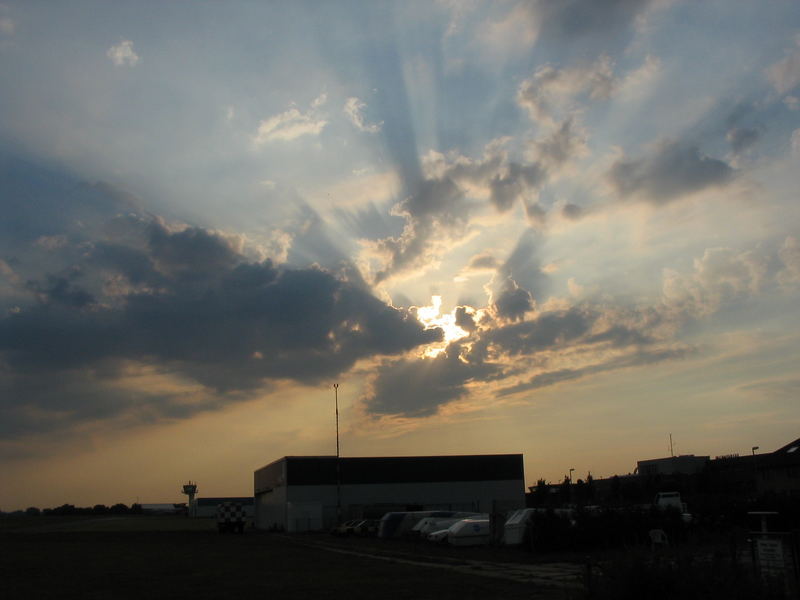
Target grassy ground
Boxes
[1,517,568,600]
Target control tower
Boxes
[181,481,198,517]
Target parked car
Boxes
[330,519,363,536]
[353,519,379,537]
[427,528,450,543]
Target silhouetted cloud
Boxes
[497,347,691,397]
[531,0,655,41]
[493,279,535,322]
[466,253,500,271]
[363,342,496,417]
[0,176,441,437]
[726,126,762,155]
[608,140,734,203]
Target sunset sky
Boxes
[2,1,800,510]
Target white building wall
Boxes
[286,479,523,530]
[255,485,287,530]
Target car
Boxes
[330,519,363,536]
[427,529,450,543]
[353,519,379,537]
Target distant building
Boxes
[700,437,800,498]
[140,503,186,515]
[194,497,254,518]
[757,437,800,495]
[637,455,710,477]
[253,454,525,532]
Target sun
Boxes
[416,296,469,357]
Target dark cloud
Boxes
[562,203,583,220]
[454,306,477,332]
[0,155,142,247]
[726,126,762,155]
[0,179,442,438]
[466,253,500,271]
[361,302,679,418]
[374,177,466,283]
[498,229,547,298]
[494,280,534,322]
[364,342,496,418]
[608,140,735,203]
[480,307,593,356]
[488,162,545,212]
[497,347,691,397]
[532,0,655,43]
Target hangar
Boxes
[253,454,525,532]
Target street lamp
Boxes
[333,383,341,525]
[751,446,759,456]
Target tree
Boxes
[109,503,129,515]
[534,478,549,506]
[25,507,41,516]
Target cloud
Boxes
[561,203,583,220]
[343,97,382,133]
[607,140,734,204]
[530,0,656,41]
[517,56,615,125]
[493,279,534,322]
[528,118,589,174]
[662,246,776,318]
[106,40,140,67]
[253,97,328,145]
[466,253,500,271]
[497,346,690,397]
[360,235,797,419]
[766,35,800,95]
[363,341,496,417]
[726,126,762,155]
[371,176,467,283]
[366,119,593,283]
[0,179,441,438]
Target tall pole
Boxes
[333,383,341,525]
[334,384,340,458]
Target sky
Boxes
[1,1,799,510]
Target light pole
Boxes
[334,384,340,458]
[333,383,341,525]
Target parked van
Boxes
[447,518,491,546]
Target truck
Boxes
[216,501,246,534]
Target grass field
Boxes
[1,517,573,599]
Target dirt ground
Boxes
[1,517,578,600]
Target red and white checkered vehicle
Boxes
[216,502,246,534]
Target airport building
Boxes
[253,454,525,532]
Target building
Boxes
[254,454,525,532]
[637,454,710,477]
